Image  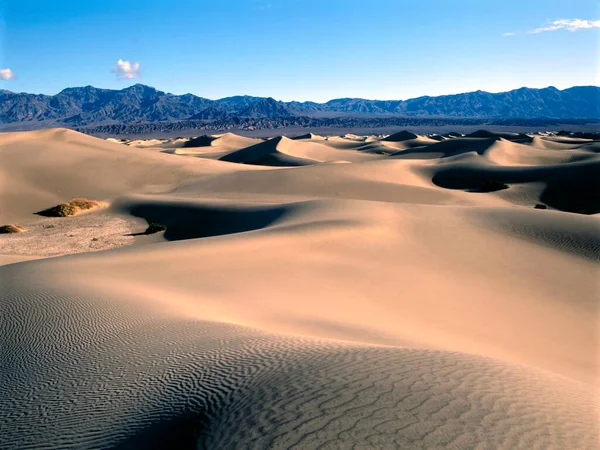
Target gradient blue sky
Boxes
[0,0,598,101]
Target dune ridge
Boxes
[1,128,598,449]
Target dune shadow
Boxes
[219,137,316,167]
[432,161,600,214]
[183,135,217,148]
[113,413,208,450]
[382,130,419,142]
[126,230,164,237]
[124,201,290,241]
[390,138,497,158]
[540,180,600,215]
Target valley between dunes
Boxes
[0,128,598,449]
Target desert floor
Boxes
[1,128,598,449]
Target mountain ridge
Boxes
[1,84,598,129]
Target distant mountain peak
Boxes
[238,97,293,118]
[122,83,159,94]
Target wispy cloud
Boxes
[530,19,600,34]
[504,19,600,36]
[0,68,15,80]
[111,59,141,79]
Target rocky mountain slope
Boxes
[0,84,598,129]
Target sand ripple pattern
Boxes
[1,263,597,449]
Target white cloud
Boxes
[111,59,140,79]
[529,19,600,34]
[504,19,600,36]
[0,68,15,80]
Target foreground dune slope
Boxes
[1,129,599,449]
[1,245,598,449]
[2,199,599,448]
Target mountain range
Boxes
[0,84,598,130]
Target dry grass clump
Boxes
[37,203,77,217]
[0,224,26,234]
[69,198,100,210]
[36,198,101,217]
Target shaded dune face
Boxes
[1,128,599,449]
[114,196,291,241]
[390,137,499,157]
[431,159,600,213]
[219,136,318,167]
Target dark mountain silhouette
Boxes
[0,84,598,130]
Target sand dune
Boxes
[219,136,321,166]
[383,130,421,141]
[1,128,598,449]
[185,132,263,150]
[466,129,532,141]
[291,132,326,140]
[218,136,379,166]
[0,129,233,223]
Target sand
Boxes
[0,128,598,449]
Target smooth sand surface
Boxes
[1,128,599,449]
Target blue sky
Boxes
[0,0,598,101]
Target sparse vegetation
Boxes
[91,237,99,241]
[69,198,100,211]
[36,198,100,217]
[534,204,547,209]
[144,222,167,235]
[0,224,26,234]
[37,202,77,217]
[475,180,509,193]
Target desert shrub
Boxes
[534,204,547,209]
[36,203,77,217]
[36,198,100,217]
[144,222,167,234]
[69,198,100,210]
[0,224,26,234]
[476,180,509,193]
